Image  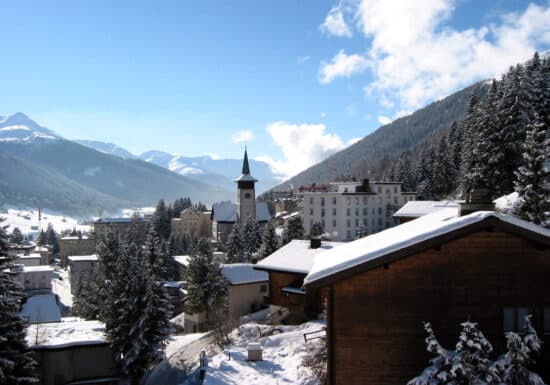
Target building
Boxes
[393,199,460,223]
[93,217,148,241]
[184,263,268,333]
[254,239,342,323]
[58,236,95,266]
[15,253,42,267]
[34,245,52,265]
[171,208,212,239]
[303,207,550,385]
[8,265,53,294]
[68,254,98,295]
[211,149,271,242]
[299,179,416,241]
[27,320,119,385]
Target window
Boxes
[321,197,325,206]
[503,307,531,333]
[363,197,368,205]
[321,219,326,229]
[378,207,382,215]
[545,307,550,335]
[363,207,368,216]
[321,209,325,218]
[347,219,351,227]
[355,208,359,216]
[394,186,397,193]
[332,219,337,228]
[260,284,267,293]
[346,230,351,239]
[355,197,360,205]
[309,209,314,216]
[332,208,337,216]
[244,192,251,199]
[378,186,381,193]
[332,197,337,205]
[378,218,382,226]
[346,198,350,205]
[394,197,398,204]
[355,219,359,226]
[346,208,351,216]
[309,197,314,205]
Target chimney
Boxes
[459,188,494,216]
[310,238,322,249]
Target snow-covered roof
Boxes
[173,255,190,267]
[234,174,258,182]
[68,254,98,262]
[256,203,271,222]
[212,202,238,222]
[255,240,344,274]
[60,236,90,240]
[304,210,550,287]
[22,266,54,273]
[17,253,41,259]
[393,200,459,218]
[282,211,300,220]
[26,320,107,349]
[222,263,268,285]
[94,217,133,224]
[212,202,271,223]
[19,294,61,324]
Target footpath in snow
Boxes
[202,321,326,385]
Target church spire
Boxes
[242,147,250,175]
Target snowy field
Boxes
[202,321,326,385]
[0,208,91,238]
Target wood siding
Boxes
[329,229,550,385]
[268,271,324,317]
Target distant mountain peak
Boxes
[0,112,59,143]
[75,139,136,159]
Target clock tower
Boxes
[235,148,257,224]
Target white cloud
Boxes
[320,1,550,113]
[319,5,352,37]
[319,50,370,84]
[232,130,253,143]
[378,115,391,125]
[259,121,349,179]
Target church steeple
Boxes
[242,147,251,175]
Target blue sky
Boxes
[1,0,549,178]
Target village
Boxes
[3,149,549,385]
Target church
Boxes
[211,149,271,242]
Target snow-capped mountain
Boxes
[75,139,137,159]
[0,112,58,143]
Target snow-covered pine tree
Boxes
[152,199,172,240]
[407,322,457,385]
[415,143,436,199]
[107,242,170,385]
[432,134,454,199]
[282,216,305,245]
[0,221,37,385]
[9,227,24,244]
[259,220,279,259]
[459,93,481,196]
[143,225,177,280]
[45,223,59,255]
[355,221,366,239]
[225,224,244,263]
[184,238,227,315]
[243,218,262,262]
[447,121,462,192]
[310,221,324,238]
[492,315,545,385]
[514,113,550,226]
[454,320,495,383]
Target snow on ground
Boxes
[165,333,209,357]
[51,268,73,309]
[0,208,91,238]
[202,321,325,385]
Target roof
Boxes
[173,255,190,267]
[304,210,550,288]
[68,254,98,262]
[26,320,107,349]
[22,266,54,273]
[255,239,344,274]
[94,217,133,224]
[212,202,238,223]
[393,200,459,218]
[17,253,41,259]
[212,202,271,223]
[234,174,258,182]
[60,236,90,240]
[19,294,61,323]
[221,263,268,285]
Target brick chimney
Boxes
[459,188,494,216]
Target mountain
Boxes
[75,139,137,159]
[139,150,281,194]
[0,113,233,216]
[267,82,487,193]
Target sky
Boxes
[1,0,549,179]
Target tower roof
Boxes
[235,147,258,183]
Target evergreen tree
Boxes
[9,227,24,244]
[36,230,46,246]
[416,143,436,199]
[454,320,494,382]
[152,199,171,240]
[447,121,463,192]
[225,225,244,263]
[242,218,262,261]
[355,221,366,239]
[282,216,305,245]
[184,238,227,315]
[459,93,481,196]
[310,221,324,238]
[143,225,175,280]
[259,221,279,259]
[0,222,38,384]
[432,134,453,199]
[514,114,550,226]
[45,223,59,254]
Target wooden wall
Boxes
[328,229,550,385]
[268,271,324,317]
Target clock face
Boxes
[244,192,251,199]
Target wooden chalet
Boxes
[304,208,550,385]
[254,239,342,322]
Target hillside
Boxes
[268,82,487,192]
[0,114,233,216]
